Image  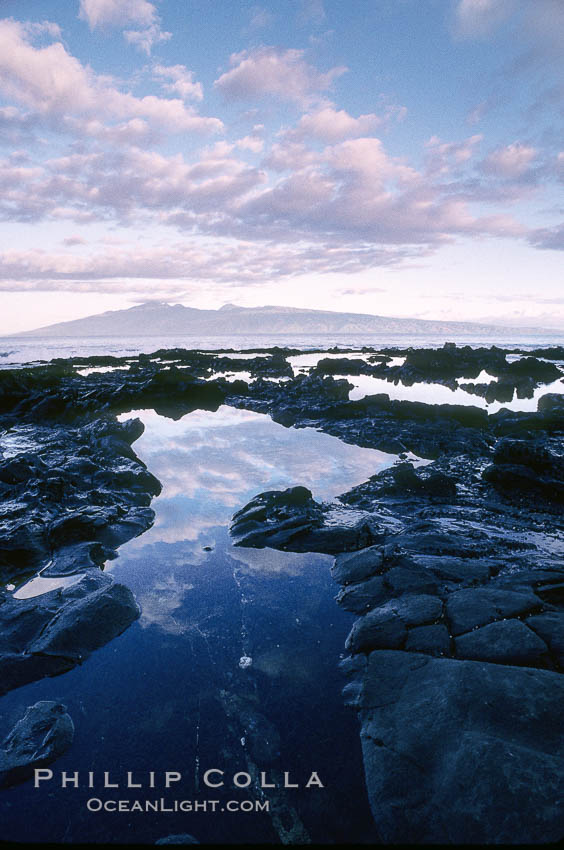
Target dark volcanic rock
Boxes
[383,565,440,597]
[345,608,407,654]
[230,485,378,553]
[483,438,564,502]
[230,486,324,548]
[0,416,161,586]
[398,344,507,381]
[0,572,140,695]
[352,650,564,844]
[42,541,109,577]
[454,619,550,667]
[445,587,542,636]
[0,701,74,788]
[405,624,451,656]
[331,546,385,584]
[527,612,564,667]
[386,462,457,498]
[335,575,387,613]
[313,357,372,376]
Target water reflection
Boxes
[0,402,383,845]
[103,404,385,842]
[117,405,395,549]
[341,372,564,411]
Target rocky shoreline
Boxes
[0,342,563,843]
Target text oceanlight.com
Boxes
[86,798,270,813]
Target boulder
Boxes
[0,701,74,788]
[0,572,140,695]
[353,650,564,843]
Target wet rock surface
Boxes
[223,343,564,844]
[0,701,74,788]
[1,341,563,840]
[349,651,564,844]
[0,571,140,694]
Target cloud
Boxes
[22,20,63,40]
[0,20,222,135]
[425,134,483,175]
[79,0,156,29]
[0,106,40,145]
[286,106,389,143]
[297,0,326,27]
[123,24,171,55]
[454,0,564,63]
[529,223,564,251]
[153,64,203,102]
[0,239,426,294]
[454,0,515,38]
[248,6,275,31]
[0,120,526,264]
[480,142,537,177]
[79,0,171,54]
[0,144,264,224]
[229,136,523,248]
[236,135,264,153]
[264,141,319,172]
[214,47,346,106]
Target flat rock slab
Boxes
[405,624,451,656]
[331,545,384,585]
[0,701,74,788]
[446,587,542,636]
[374,593,443,626]
[455,619,550,667]
[354,650,564,844]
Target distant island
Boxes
[10,302,556,338]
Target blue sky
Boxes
[0,0,563,332]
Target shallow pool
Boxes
[0,406,392,844]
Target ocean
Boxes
[1,331,563,367]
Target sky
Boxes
[0,0,563,333]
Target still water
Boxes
[0,406,395,844]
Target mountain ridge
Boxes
[8,302,557,338]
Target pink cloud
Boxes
[264,141,319,172]
[327,137,418,186]
[214,47,346,106]
[153,64,203,102]
[79,0,170,54]
[0,239,423,294]
[480,142,537,177]
[123,24,171,55]
[288,106,380,142]
[285,101,406,144]
[425,134,483,175]
[236,135,264,153]
[0,20,222,134]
